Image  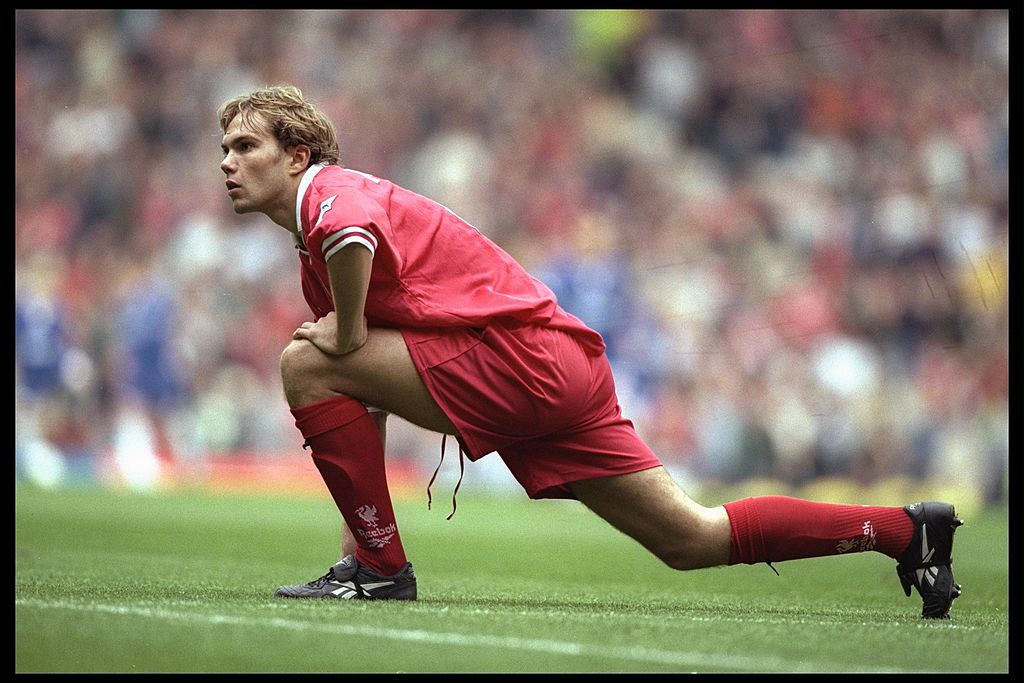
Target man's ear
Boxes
[287,145,313,175]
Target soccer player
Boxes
[217,85,962,618]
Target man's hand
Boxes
[292,311,368,356]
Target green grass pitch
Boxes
[16,484,1008,673]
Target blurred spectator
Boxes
[15,9,1008,505]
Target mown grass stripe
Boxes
[16,597,902,672]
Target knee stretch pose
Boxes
[218,85,961,619]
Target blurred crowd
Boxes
[15,10,1008,503]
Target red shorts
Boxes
[401,322,663,499]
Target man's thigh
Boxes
[567,466,732,569]
[283,327,457,434]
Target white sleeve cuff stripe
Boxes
[322,226,378,254]
[324,236,375,261]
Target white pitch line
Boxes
[15,597,903,673]
[396,603,984,632]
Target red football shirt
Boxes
[291,164,605,355]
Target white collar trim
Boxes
[294,163,328,234]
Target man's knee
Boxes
[656,546,704,572]
[280,339,336,407]
[280,339,314,384]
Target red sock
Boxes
[291,395,407,576]
[723,496,914,565]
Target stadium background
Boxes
[15,10,1008,509]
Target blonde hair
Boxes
[218,85,339,166]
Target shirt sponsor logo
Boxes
[315,194,338,227]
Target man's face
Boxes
[220,113,292,216]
